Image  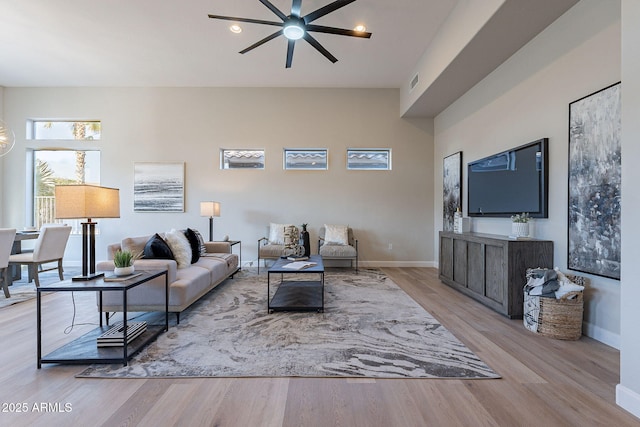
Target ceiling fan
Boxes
[208,0,372,68]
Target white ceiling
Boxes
[0,0,457,88]
[0,0,580,117]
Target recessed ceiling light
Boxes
[354,24,367,32]
[230,24,242,34]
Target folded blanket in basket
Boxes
[525,268,559,298]
[555,269,585,299]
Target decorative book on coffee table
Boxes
[97,321,147,347]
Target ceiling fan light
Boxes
[354,24,367,32]
[283,23,304,40]
[230,24,242,34]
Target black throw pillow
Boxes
[184,228,201,264]
[143,233,175,260]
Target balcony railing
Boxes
[34,196,83,234]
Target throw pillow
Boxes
[324,224,349,245]
[269,223,293,245]
[192,228,207,256]
[164,229,192,269]
[184,228,201,264]
[143,233,175,260]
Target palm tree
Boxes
[35,159,55,196]
[73,123,87,183]
[43,121,101,183]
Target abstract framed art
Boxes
[568,82,621,279]
[443,151,462,231]
[133,162,185,212]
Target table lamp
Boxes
[200,201,220,241]
[55,185,120,281]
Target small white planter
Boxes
[114,265,135,276]
[511,222,530,238]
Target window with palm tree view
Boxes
[31,121,101,231]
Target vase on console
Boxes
[300,223,311,257]
[510,213,530,238]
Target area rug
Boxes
[0,268,80,309]
[77,269,499,379]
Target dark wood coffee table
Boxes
[267,255,324,313]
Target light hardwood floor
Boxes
[0,267,637,426]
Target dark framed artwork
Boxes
[443,151,462,231]
[134,162,185,212]
[568,82,621,279]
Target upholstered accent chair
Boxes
[318,225,358,272]
[257,223,300,273]
[0,228,17,298]
[8,225,71,287]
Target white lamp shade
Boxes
[200,201,221,217]
[55,185,120,219]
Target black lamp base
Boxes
[72,272,105,282]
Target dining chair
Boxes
[8,225,72,287]
[0,228,17,298]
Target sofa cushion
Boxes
[259,244,285,258]
[319,244,357,258]
[198,253,238,271]
[143,233,174,260]
[122,235,151,257]
[164,229,192,269]
[184,228,201,263]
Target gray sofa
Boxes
[96,235,239,323]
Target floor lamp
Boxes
[55,185,120,281]
[200,201,221,241]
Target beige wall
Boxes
[434,0,621,345]
[1,87,434,267]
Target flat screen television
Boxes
[467,138,548,218]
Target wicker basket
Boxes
[523,273,587,340]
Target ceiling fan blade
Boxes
[303,0,356,24]
[259,0,288,21]
[208,14,283,28]
[286,39,296,68]
[303,33,338,63]
[291,0,302,17]
[239,30,284,54]
[306,24,372,38]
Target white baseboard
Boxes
[582,321,620,349]
[359,261,436,268]
[616,384,640,420]
[241,260,437,269]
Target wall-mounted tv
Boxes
[467,138,548,218]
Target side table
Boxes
[36,269,169,368]
[217,240,241,273]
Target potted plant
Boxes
[511,212,530,238]
[113,249,136,276]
